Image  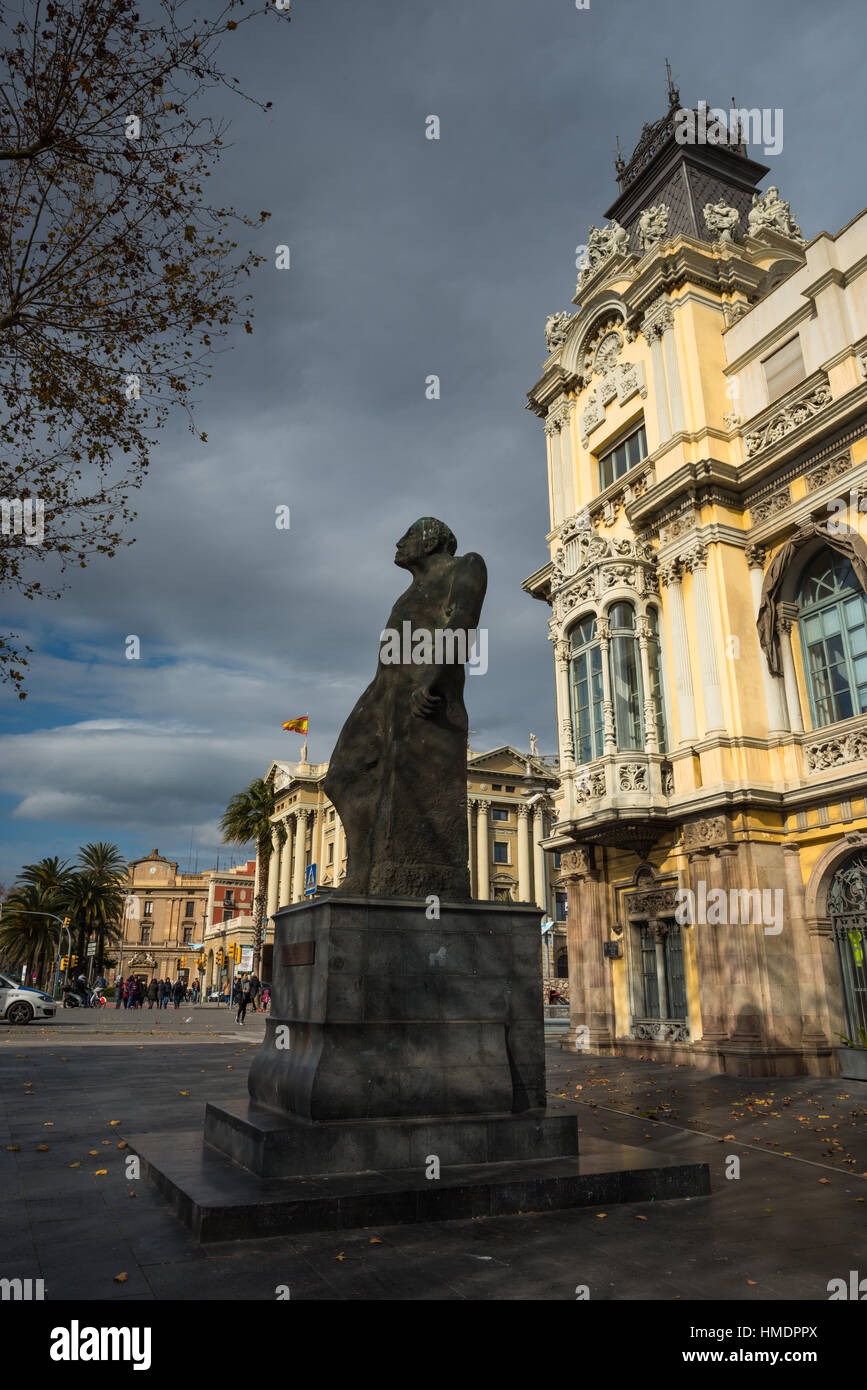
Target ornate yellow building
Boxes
[524,84,867,1077]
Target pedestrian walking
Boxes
[235,976,251,1026]
[122,976,132,1010]
[249,973,260,1012]
[147,978,158,1009]
[261,985,270,1013]
[172,978,185,1009]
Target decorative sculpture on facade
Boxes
[544,311,573,353]
[637,203,669,253]
[575,220,630,295]
[747,186,804,243]
[702,197,740,243]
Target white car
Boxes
[0,972,57,1024]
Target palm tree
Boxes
[0,882,64,987]
[68,843,127,973]
[220,778,284,976]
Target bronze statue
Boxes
[325,518,486,899]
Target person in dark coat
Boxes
[172,978,185,1008]
[147,978,159,1009]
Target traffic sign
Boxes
[86,941,97,956]
[238,946,254,971]
[305,863,317,896]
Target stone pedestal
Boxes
[247,895,545,1119]
[132,892,709,1238]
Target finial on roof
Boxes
[665,57,679,109]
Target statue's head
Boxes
[395,517,457,569]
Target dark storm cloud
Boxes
[1,0,864,881]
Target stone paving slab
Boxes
[0,1029,863,1299]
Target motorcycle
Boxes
[61,983,87,1008]
[90,989,107,1008]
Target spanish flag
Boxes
[282,716,308,734]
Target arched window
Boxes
[797,549,867,728]
[608,602,643,750]
[646,607,668,751]
[569,616,604,764]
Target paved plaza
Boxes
[0,1010,863,1301]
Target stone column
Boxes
[292,809,308,902]
[516,804,531,902]
[317,807,328,889]
[532,806,547,912]
[655,930,670,1019]
[307,807,319,893]
[560,845,616,1050]
[684,544,725,734]
[476,800,490,901]
[683,828,729,1042]
[718,843,766,1044]
[659,561,697,742]
[642,303,673,443]
[661,318,685,434]
[467,800,475,897]
[266,825,280,922]
[746,545,789,735]
[635,615,658,753]
[596,615,617,754]
[554,639,575,772]
[278,816,293,907]
[783,841,830,1046]
[337,820,346,883]
[777,609,804,732]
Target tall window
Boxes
[184,900,195,918]
[646,607,668,751]
[183,926,194,943]
[143,900,153,917]
[635,921,687,1021]
[492,808,508,822]
[493,842,509,864]
[140,925,151,944]
[797,549,867,728]
[598,422,647,490]
[569,616,604,763]
[608,603,643,750]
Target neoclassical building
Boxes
[524,82,867,1075]
[252,745,565,986]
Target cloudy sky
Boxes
[1,0,864,886]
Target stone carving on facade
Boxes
[743,381,832,458]
[723,301,751,328]
[661,762,675,796]
[544,398,575,436]
[723,410,741,430]
[575,220,630,296]
[559,716,575,763]
[703,198,740,243]
[682,815,730,848]
[637,203,670,253]
[657,559,681,588]
[593,330,623,376]
[574,769,606,804]
[618,762,649,792]
[744,543,767,570]
[804,452,852,493]
[804,727,867,773]
[640,298,674,342]
[747,186,804,243]
[627,886,678,916]
[634,1020,690,1042]
[858,350,867,382]
[659,511,696,545]
[680,543,708,573]
[544,312,573,353]
[560,846,595,878]
[749,487,791,524]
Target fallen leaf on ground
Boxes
[94,1169,108,1175]
[114,1272,128,1283]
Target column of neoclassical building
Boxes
[658,560,697,744]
